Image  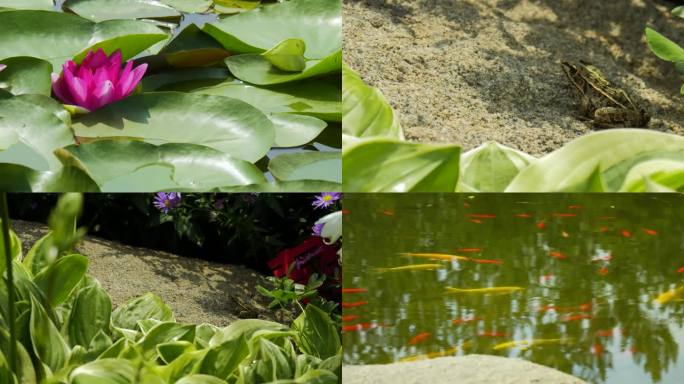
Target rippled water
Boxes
[343,194,684,384]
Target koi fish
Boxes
[561,231,569,238]
[478,331,508,338]
[598,226,610,233]
[536,220,546,229]
[382,210,395,216]
[642,228,657,236]
[621,229,632,238]
[469,219,482,224]
[493,338,574,351]
[466,214,496,218]
[399,347,458,362]
[342,301,368,308]
[538,302,591,313]
[445,286,524,295]
[568,205,581,209]
[514,213,532,218]
[677,266,684,273]
[451,317,482,325]
[553,213,577,217]
[400,253,469,262]
[654,284,684,304]
[342,315,360,322]
[549,251,567,260]
[598,267,609,276]
[471,258,503,265]
[375,264,443,273]
[408,332,431,345]
[342,288,368,294]
[342,323,379,332]
[591,343,604,354]
[595,329,614,337]
[456,248,482,253]
[561,314,593,322]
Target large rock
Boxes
[343,355,587,384]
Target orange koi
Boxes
[456,248,482,253]
[598,267,609,276]
[408,332,431,345]
[595,329,613,337]
[342,315,360,322]
[549,251,567,260]
[538,302,591,313]
[591,343,604,354]
[451,317,482,325]
[342,323,379,332]
[553,213,577,217]
[342,288,368,294]
[536,220,546,229]
[598,226,610,233]
[561,314,593,322]
[568,205,581,209]
[621,229,632,238]
[578,302,592,312]
[677,266,684,273]
[642,228,657,236]
[466,214,496,218]
[472,258,503,265]
[514,213,532,218]
[469,219,482,224]
[382,210,395,216]
[478,331,508,338]
[342,301,368,308]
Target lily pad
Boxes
[71,92,275,163]
[0,0,53,11]
[262,38,306,72]
[219,180,341,192]
[212,0,261,14]
[225,50,341,85]
[161,0,212,13]
[63,0,180,22]
[0,56,53,96]
[158,24,229,68]
[270,113,327,148]
[268,151,341,183]
[0,163,99,192]
[141,67,232,92]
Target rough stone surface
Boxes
[13,220,290,327]
[343,355,587,384]
[343,0,684,156]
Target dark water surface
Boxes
[343,194,684,384]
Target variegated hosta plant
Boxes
[342,64,684,192]
[646,6,684,95]
[0,0,341,192]
[0,194,342,383]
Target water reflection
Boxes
[343,194,684,384]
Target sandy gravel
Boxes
[343,0,684,155]
[13,220,290,327]
[343,355,587,384]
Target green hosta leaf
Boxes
[162,0,212,13]
[112,292,175,331]
[175,374,226,384]
[262,39,306,72]
[252,338,295,382]
[68,283,113,348]
[30,297,70,373]
[33,254,88,306]
[292,305,340,360]
[645,27,684,63]
[506,129,684,192]
[69,358,137,384]
[673,6,684,18]
[342,63,402,139]
[269,151,341,183]
[618,159,684,192]
[204,0,341,58]
[279,369,338,384]
[225,50,341,85]
[0,11,167,68]
[137,322,195,359]
[0,57,52,96]
[0,222,21,276]
[343,139,461,192]
[218,180,341,192]
[64,0,180,22]
[163,349,207,383]
[157,341,195,364]
[159,24,229,68]
[57,140,266,192]
[270,114,328,148]
[0,0,53,10]
[458,141,536,192]
[210,319,289,347]
[72,92,274,163]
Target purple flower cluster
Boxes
[312,192,341,209]
[153,192,181,213]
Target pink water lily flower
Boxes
[52,48,147,112]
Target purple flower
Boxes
[312,222,324,237]
[153,192,181,213]
[51,48,147,112]
[312,192,341,209]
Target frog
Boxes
[561,61,650,129]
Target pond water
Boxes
[343,194,684,384]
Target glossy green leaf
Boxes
[270,114,327,148]
[157,341,195,364]
[212,0,261,14]
[68,283,113,348]
[292,305,340,360]
[645,27,684,63]
[137,322,195,359]
[225,50,341,85]
[0,0,53,10]
[141,67,232,92]
[342,63,402,139]
[210,319,289,347]
[33,254,88,306]
[175,374,226,384]
[72,92,274,163]
[0,11,167,68]
[69,358,137,384]
[64,0,180,22]
[218,180,341,192]
[159,24,229,68]
[112,292,175,330]
[204,0,341,58]
[343,139,461,192]
[253,338,294,382]
[0,221,21,276]
[0,57,52,95]
[0,163,99,192]
[30,297,70,372]
[673,6,684,18]
[57,140,266,191]
[269,151,341,183]
[162,0,212,13]
[262,39,306,72]
[619,160,684,192]
[458,142,537,192]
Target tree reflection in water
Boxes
[343,194,684,384]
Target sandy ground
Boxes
[13,220,290,327]
[343,355,587,384]
[343,0,684,155]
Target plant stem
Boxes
[0,193,17,376]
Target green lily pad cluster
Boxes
[0,194,342,383]
[342,65,684,192]
[0,0,341,192]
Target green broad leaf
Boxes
[68,283,113,348]
[0,11,167,68]
[159,24,230,68]
[157,341,195,364]
[142,67,232,93]
[0,223,21,276]
[212,0,261,14]
[0,0,53,10]
[644,175,680,192]
[0,330,37,384]
[342,63,402,139]
[137,322,195,359]
[57,140,266,192]
[112,292,175,330]
[162,349,207,383]
[175,374,226,384]
[69,358,137,384]
[33,254,88,306]
[672,6,684,18]
[270,114,328,148]
[225,50,341,85]
[292,305,340,360]
[193,79,341,122]
[203,0,341,59]
[218,180,341,192]
[253,338,294,382]
[210,319,289,347]
[279,369,338,384]
[269,151,341,183]
[71,92,275,163]
[162,0,212,13]
[0,163,99,192]
[30,297,70,373]
[63,0,180,22]
[343,139,461,192]
[458,141,537,192]
[0,57,52,96]
[199,338,246,379]
[618,159,684,192]
[506,129,684,192]
[262,39,307,72]
[0,96,75,171]
[645,27,684,63]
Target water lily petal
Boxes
[51,73,75,105]
[91,79,114,110]
[123,63,147,97]
[64,68,89,106]
[115,60,135,99]
[107,50,123,84]
[82,48,108,69]
[0,64,5,72]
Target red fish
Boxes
[342,323,378,332]
[536,220,546,229]
[553,213,577,217]
[382,210,395,216]
[408,332,431,345]
[677,266,684,273]
[515,213,532,218]
[469,219,482,224]
[341,209,351,215]
[549,251,567,260]
[472,258,503,265]
[568,205,581,209]
[598,267,609,276]
[478,331,508,338]
[642,228,657,236]
[562,314,593,322]
[342,315,360,322]
[595,329,613,337]
[342,301,368,308]
[452,317,481,325]
[342,288,368,294]
[621,229,632,238]
[463,202,471,208]
[578,302,592,312]
[466,214,496,218]
[592,343,604,354]
[457,248,482,253]
[598,226,610,233]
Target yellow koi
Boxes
[655,284,684,304]
[399,347,458,362]
[493,338,574,351]
[400,253,470,262]
[375,263,443,273]
[445,286,524,294]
